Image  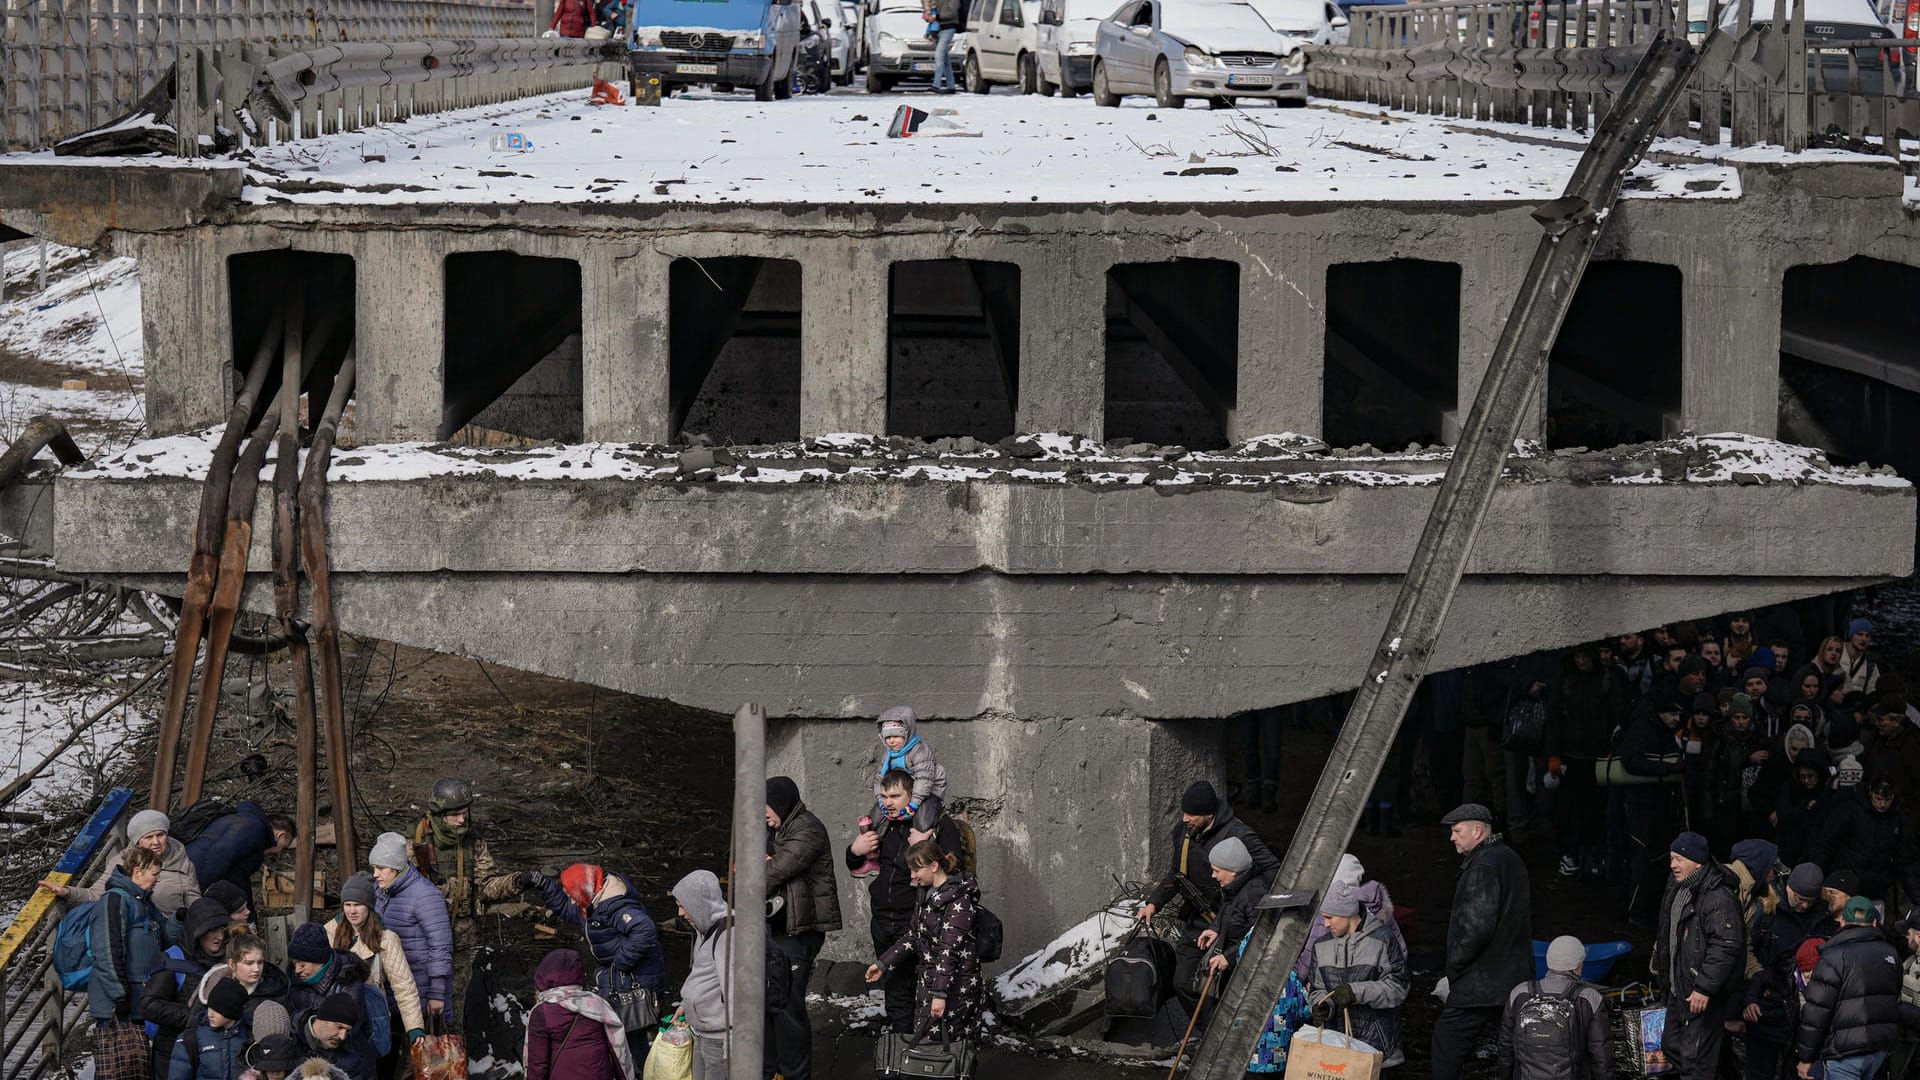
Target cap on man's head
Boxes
[316,991,360,1027]
[1729,693,1755,718]
[245,1034,301,1072]
[1851,618,1873,637]
[1182,781,1220,816]
[205,880,248,915]
[1787,862,1825,897]
[1826,869,1861,896]
[1680,656,1711,677]
[1842,896,1877,926]
[1545,936,1586,975]
[1320,886,1361,918]
[1896,905,1920,934]
[1669,831,1710,865]
[1440,803,1493,827]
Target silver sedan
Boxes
[1091,0,1307,107]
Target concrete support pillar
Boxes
[1682,263,1781,437]
[1457,228,1543,442]
[800,248,888,436]
[1234,250,1327,442]
[581,248,671,443]
[770,713,1223,966]
[1015,245,1108,439]
[355,232,446,443]
[129,234,233,436]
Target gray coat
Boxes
[1307,914,1410,1066]
[670,870,733,1041]
[1498,973,1611,1080]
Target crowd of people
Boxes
[47,706,984,1080]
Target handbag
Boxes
[409,1013,469,1080]
[1104,927,1175,1018]
[609,985,660,1033]
[1624,1005,1673,1076]
[90,1020,152,1080]
[1502,698,1548,755]
[876,1023,975,1079]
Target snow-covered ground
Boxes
[222,88,1750,207]
[0,241,146,454]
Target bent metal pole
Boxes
[1185,30,1703,1079]
[729,702,767,1080]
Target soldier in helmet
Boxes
[410,778,521,921]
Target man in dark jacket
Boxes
[846,768,964,1033]
[1622,692,1688,923]
[765,775,840,1080]
[1743,863,1837,1080]
[184,801,292,915]
[141,897,231,1076]
[1498,935,1610,1080]
[1654,833,1746,1080]
[1137,780,1279,1006]
[1794,896,1903,1080]
[1432,803,1532,1080]
[1811,777,1920,907]
[1547,645,1626,878]
[294,991,376,1080]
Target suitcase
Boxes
[1105,932,1176,1018]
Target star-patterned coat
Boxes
[877,871,984,1040]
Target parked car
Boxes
[796,1,837,88]
[628,0,804,99]
[810,0,857,81]
[865,1,940,89]
[1091,0,1308,107]
[1707,0,1898,93]
[1035,0,1108,94]
[957,0,1047,90]
[1247,0,1349,44]
[843,0,870,71]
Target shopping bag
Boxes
[1283,1010,1384,1080]
[643,1019,694,1080]
[1625,1006,1672,1076]
[409,1015,469,1080]
[90,1020,152,1080]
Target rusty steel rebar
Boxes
[271,295,321,922]
[153,309,284,811]
[301,348,357,876]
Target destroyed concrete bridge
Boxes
[5,25,1920,956]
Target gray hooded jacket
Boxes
[671,870,733,1040]
[1307,913,1410,1066]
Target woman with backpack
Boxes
[863,840,984,1042]
[141,898,233,1077]
[87,844,175,1080]
[324,872,423,1078]
[524,949,635,1080]
[47,809,202,918]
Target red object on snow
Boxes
[590,76,625,106]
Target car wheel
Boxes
[964,53,990,94]
[755,71,777,100]
[1092,61,1120,106]
[1208,94,1234,109]
[1018,53,1038,94]
[773,69,795,98]
[1153,59,1184,108]
[1037,65,1057,95]
[866,71,891,92]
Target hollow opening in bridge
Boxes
[442,251,584,445]
[1104,259,1239,449]
[1779,256,1920,475]
[1546,261,1681,451]
[886,260,1021,442]
[1321,259,1460,451]
[226,250,357,430]
[673,256,803,445]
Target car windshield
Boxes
[1159,0,1277,37]
[1245,0,1322,27]
[875,7,928,32]
[1061,0,1107,17]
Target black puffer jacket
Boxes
[1794,925,1903,1062]
[1547,649,1627,761]
[1811,791,1920,903]
[1209,866,1277,963]
[1144,799,1279,922]
[1444,835,1532,1009]
[768,802,841,936]
[1652,862,1745,1020]
[1747,900,1838,1037]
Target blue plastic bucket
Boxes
[1531,939,1633,981]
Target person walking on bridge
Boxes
[1136,781,1278,1008]
[1431,803,1531,1080]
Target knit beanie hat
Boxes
[877,706,914,740]
[1729,693,1754,718]
[1691,692,1717,716]
[1545,935,1586,975]
[1669,831,1710,864]
[1209,836,1252,874]
[206,880,249,916]
[1319,885,1361,918]
[315,991,360,1027]
[246,1034,301,1072]
[766,776,802,822]
[1834,753,1864,790]
[250,1000,291,1040]
[288,922,332,964]
[339,871,378,909]
[1787,862,1825,898]
[1850,618,1873,637]
[368,832,410,871]
[1181,781,1220,816]
[207,977,250,1023]
[127,809,169,843]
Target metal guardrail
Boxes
[0,787,134,1080]
[1307,0,1918,154]
[1,0,541,151]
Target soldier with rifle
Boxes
[1136,781,1280,1007]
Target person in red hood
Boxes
[549,0,597,37]
[524,949,635,1080]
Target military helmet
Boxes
[429,777,473,814]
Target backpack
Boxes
[1511,980,1591,1080]
[145,946,200,1037]
[362,982,392,1055]
[973,905,1003,964]
[52,891,155,991]
[169,800,235,846]
[947,813,979,876]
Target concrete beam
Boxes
[800,247,887,436]
[1235,251,1326,441]
[122,233,236,436]
[581,247,671,443]
[1015,244,1107,439]
[0,162,243,250]
[1683,262,1782,436]
[355,231,447,442]
[1458,229,1544,440]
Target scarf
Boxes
[526,985,636,1080]
[424,813,470,881]
[882,734,921,776]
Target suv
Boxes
[958,0,1046,91]
[628,0,804,100]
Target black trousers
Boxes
[1430,1004,1502,1080]
[1554,756,1604,856]
[1666,1010,1727,1080]
[765,930,824,1080]
[871,913,918,1034]
[1171,920,1209,1006]
[1744,1035,1788,1080]
[1627,795,1675,921]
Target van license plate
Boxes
[914,61,933,71]
[1227,74,1272,87]
[676,62,719,74]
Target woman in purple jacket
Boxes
[368,833,453,1018]
[525,950,635,1080]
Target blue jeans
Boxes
[932,27,956,88]
[1823,1051,1889,1080]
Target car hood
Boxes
[1168,27,1301,53]
[1063,15,1104,39]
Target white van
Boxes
[1034,0,1109,94]
[958,0,1047,91]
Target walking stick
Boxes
[1170,964,1220,1080]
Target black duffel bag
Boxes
[1105,929,1176,1018]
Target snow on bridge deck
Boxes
[230,88,1803,207]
